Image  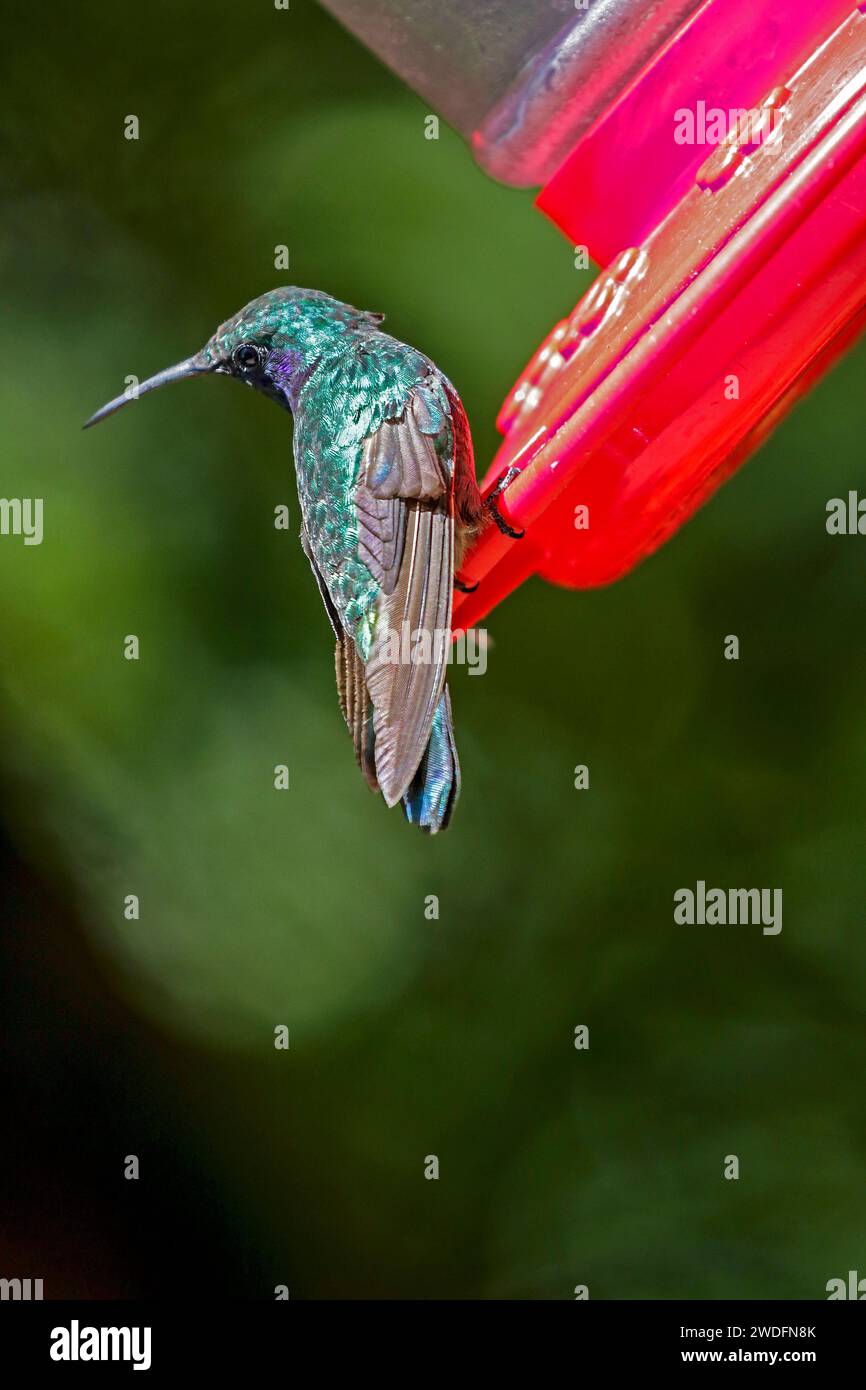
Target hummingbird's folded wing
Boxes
[356,383,455,808]
[301,522,381,792]
[334,627,380,792]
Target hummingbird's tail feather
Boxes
[335,635,378,791]
[401,685,461,833]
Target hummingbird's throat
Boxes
[267,347,315,411]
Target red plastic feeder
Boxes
[454,0,866,627]
[322,1,866,628]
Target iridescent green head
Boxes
[84,286,383,428]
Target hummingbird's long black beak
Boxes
[83,354,211,429]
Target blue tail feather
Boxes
[401,686,461,833]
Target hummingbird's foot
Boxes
[485,466,525,540]
[454,576,479,594]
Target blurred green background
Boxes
[1,0,865,1299]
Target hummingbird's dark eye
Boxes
[233,343,260,373]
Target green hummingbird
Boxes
[85,287,522,832]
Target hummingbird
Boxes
[85,287,522,832]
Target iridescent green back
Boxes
[293,332,455,658]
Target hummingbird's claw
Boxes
[485,466,525,540]
[454,576,479,594]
